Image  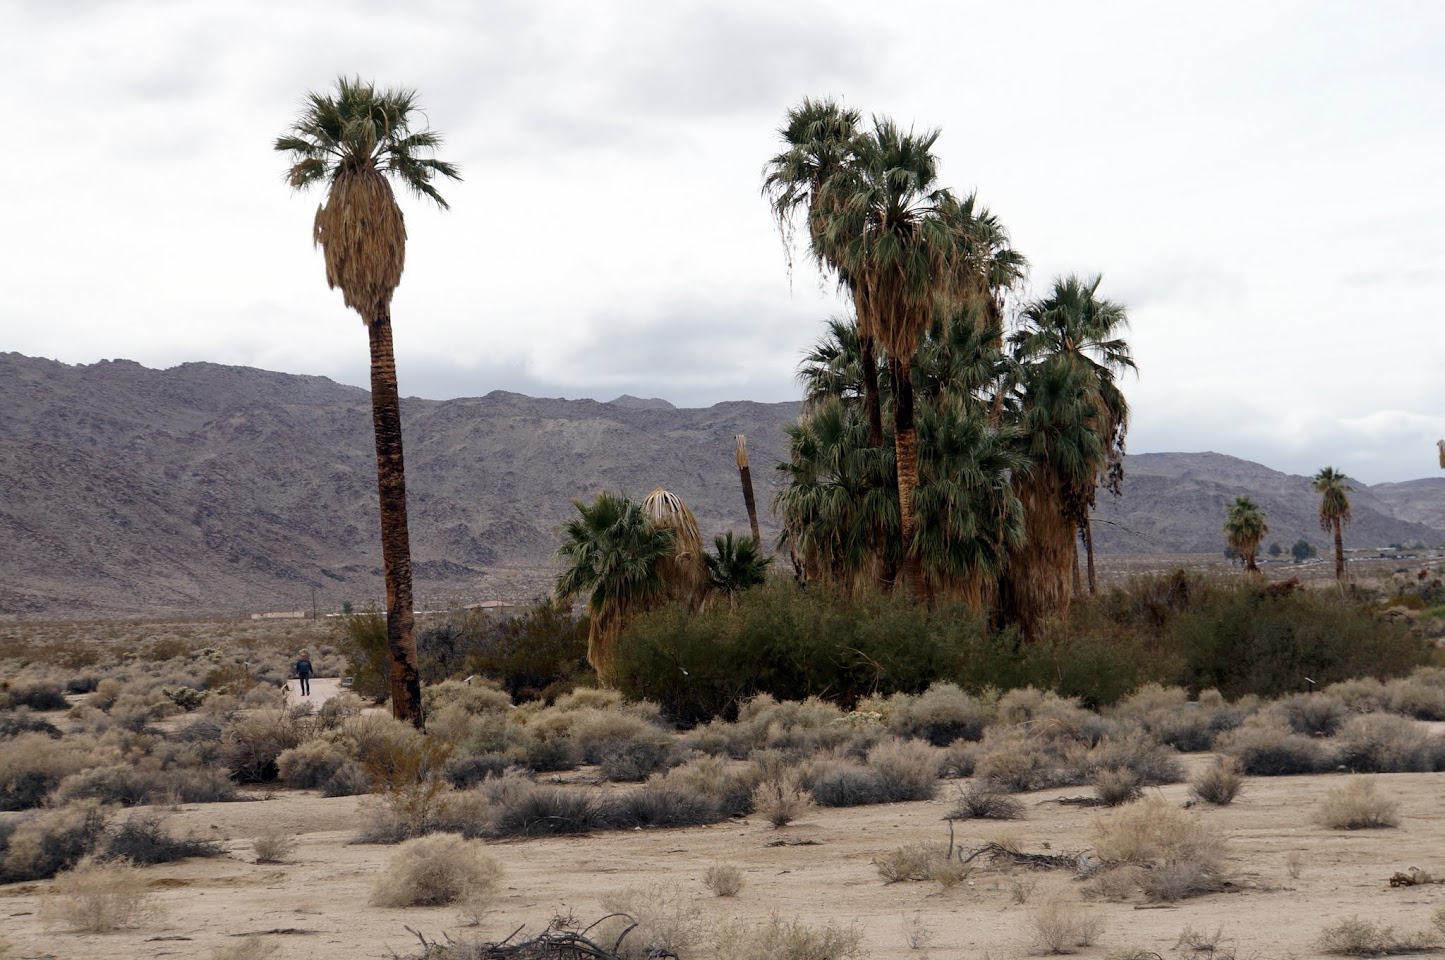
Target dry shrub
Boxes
[866,738,942,802]
[612,780,722,829]
[1269,692,1349,737]
[1084,864,1147,902]
[948,781,1025,820]
[656,754,756,816]
[484,779,610,837]
[370,833,502,908]
[0,732,100,810]
[252,828,297,864]
[1385,668,1445,720]
[1091,797,1227,901]
[1028,897,1105,954]
[803,755,883,808]
[0,799,110,882]
[1092,767,1142,806]
[1315,777,1400,829]
[221,709,308,782]
[424,679,514,716]
[1336,713,1445,773]
[208,938,280,960]
[752,773,814,827]
[1315,916,1439,956]
[1082,732,1184,786]
[104,813,223,865]
[704,862,744,896]
[0,679,69,711]
[1189,757,1245,805]
[875,841,966,886]
[41,856,161,932]
[884,683,996,745]
[598,885,707,960]
[1217,714,1337,775]
[713,913,865,960]
[940,739,978,778]
[998,687,1116,744]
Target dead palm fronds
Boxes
[641,488,707,607]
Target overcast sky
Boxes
[3,1,1443,484]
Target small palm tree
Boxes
[705,532,773,608]
[275,77,460,728]
[1223,496,1269,573]
[555,492,675,685]
[1313,467,1353,581]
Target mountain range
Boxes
[4,352,1443,617]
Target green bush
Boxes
[457,600,590,700]
[337,611,389,702]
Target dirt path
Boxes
[283,676,345,706]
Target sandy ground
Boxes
[4,752,1444,960]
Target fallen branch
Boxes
[959,841,1081,871]
[1037,796,1109,808]
[1389,868,1443,887]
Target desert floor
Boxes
[4,707,1444,960]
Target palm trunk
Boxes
[735,436,761,546]
[1084,518,1097,594]
[1333,520,1345,580]
[860,334,884,449]
[890,357,925,600]
[1244,550,1259,573]
[367,310,423,729]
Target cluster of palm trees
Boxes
[764,99,1134,631]
[1223,468,1353,579]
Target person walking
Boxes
[295,651,313,697]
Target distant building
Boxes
[463,600,516,614]
[250,610,307,620]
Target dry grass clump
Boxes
[713,913,865,960]
[611,780,723,829]
[598,885,707,960]
[703,862,744,896]
[1028,897,1105,954]
[865,738,942,802]
[369,833,502,908]
[1189,756,1246,805]
[947,781,1025,820]
[752,773,815,827]
[1091,767,1143,806]
[1090,796,1227,901]
[207,938,280,960]
[1314,777,1400,829]
[252,828,298,864]
[424,678,514,716]
[40,856,162,932]
[1315,915,1441,956]
[1216,714,1338,775]
[875,841,968,887]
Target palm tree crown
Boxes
[1313,466,1354,581]
[1224,496,1269,573]
[275,76,461,322]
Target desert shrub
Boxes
[252,829,297,864]
[1110,684,1229,751]
[451,600,589,701]
[1335,712,1445,773]
[0,733,100,810]
[612,780,722,829]
[704,863,744,896]
[443,754,516,790]
[598,732,679,782]
[1190,757,1245,805]
[370,833,503,907]
[713,914,865,960]
[752,773,814,827]
[40,856,160,932]
[0,710,61,740]
[884,683,995,745]
[939,739,978,778]
[802,755,884,808]
[1268,693,1348,737]
[875,841,965,886]
[336,611,389,701]
[425,679,514,716]
[104,813,223,865]
[598,886,707,960]
[655,755,756,816]
[0,680,68,711]
[485,781,610,837]
[1384,668,1445,720]
[1315,917,1437,956]
[947,781,1024,820]
[1092,767,1143,806]
[1325,677,1390,713]
[0,800,110,882]
[866,738,941,802]
[221,710,308,783]
[997,687,1117,744]
[1029,897,1105,954]
[53,764,159,807]
[1091,797,1227,901]
[1081,732,1185,786]
[973,730,1081,793]
[1315,777,1400,829]
[1217,714,1338,775]
[276,739,361,792]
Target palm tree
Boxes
[555,491,675,685]
[1313,467,1353,581]
[705,532,773,608]
[1223,496,1269,573]
[275,77,460,728]
[827,119,960,599]
[1009,275,1134,597]
[640,488,708,608]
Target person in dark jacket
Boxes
[295,651,313,696]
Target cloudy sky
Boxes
[3,1,1443,483]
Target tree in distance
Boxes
[275,77,461,727]
[1312,467,1353,581]
[1268,542,1283,558]
[1223,496,1269,573]
[1291,539,1319,563]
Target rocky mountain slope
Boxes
[3,352,1442,617]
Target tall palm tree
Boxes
[555,491,675,685]
[735,436,762,545]
[640,488,708,608]
[1010,275,1134,597]
[275,77,460,728]
[1223,496,1269,573]
[1312,467,1353,581]
[762,99,885,448]
[827,119,959,599]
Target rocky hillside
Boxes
[3,353,1442,617]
